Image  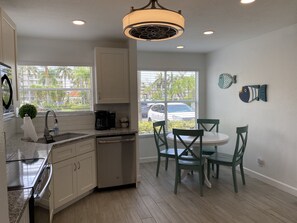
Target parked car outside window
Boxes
[140,102,152,118]
[147,102,195,122]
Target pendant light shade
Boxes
[123,0,185,41]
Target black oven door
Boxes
[32,164,53,223]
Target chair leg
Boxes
[202,165,205,186]
[240,163,246,185]
[165,157,169,170]
[174,166,179,194]
[199,166,203,196]
[216,164,220,179]
[232,166,238,193]
[156,156,161,177]
[207,161,210,179]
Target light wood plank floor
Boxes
[53,161,297,223]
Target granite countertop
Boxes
[6,128,137,223]
[8,189,32,223]
[6,128,137,161]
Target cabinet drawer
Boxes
[76,138,95,156]
[52,144,76,163]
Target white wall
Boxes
[17,36,127,66]
[206,24,297,196]
[137,51,207,162]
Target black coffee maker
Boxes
[95,110,116,130]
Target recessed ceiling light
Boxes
[203,30,214,35]
[177,45,184,49]
[72,20,86,25]
[240,0,256,4]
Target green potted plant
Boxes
[19,103,37,119]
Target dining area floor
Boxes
[53,161,297,223]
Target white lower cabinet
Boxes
[51,138,96,210]
[53,157,77,208]
[76,152,96,196]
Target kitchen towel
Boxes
[22,115,38,142]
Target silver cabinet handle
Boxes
[78,161,80,170]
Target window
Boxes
[18,65,92,112]
[138,70,198,134]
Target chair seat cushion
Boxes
[208,152,233,164]
[202,147,216,155]
[179,155,205,166]
[160,148,184,157]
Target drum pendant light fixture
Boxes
[122,0,185,41]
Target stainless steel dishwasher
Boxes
[96,134,136,189]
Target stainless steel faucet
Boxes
[44,110,59,142]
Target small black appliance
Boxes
[95,110,116,130]
[95,110,110,130]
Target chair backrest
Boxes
[172,128,204,160]
[233,125,248,163]
[197,119,220,132]
[153,121,169,153]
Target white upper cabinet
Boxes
[0,8,18,105]
[0,9,16,69]
[94,47,130,104]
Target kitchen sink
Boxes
[36,132,87,144]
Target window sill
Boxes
[139,133,154,138]
[16,111,94,118]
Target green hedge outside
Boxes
[139,120,195,134]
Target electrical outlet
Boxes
[257,157,265,167]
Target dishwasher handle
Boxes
[97,137,135,144]
[34,164,53,200]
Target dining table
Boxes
[166,131,229,188]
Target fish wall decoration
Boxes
[239,85,267,103]
[218,73,237,89]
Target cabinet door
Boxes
[76,138,95,156]
[94,47,129,103]
[1,9,17,101]
[1,14,16,68]
[52,143,76,163]
[53,157,77,209]
[76,151,96,196]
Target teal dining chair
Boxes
[173,128,205,196]
[153,121,185,177]
[207,125,248,193]
[197,119,220,156]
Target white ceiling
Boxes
[0,0,297,53]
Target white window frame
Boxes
[17,65,94,116]
[138,70,199,135]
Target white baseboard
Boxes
[244,167,297,197]
[140,156,157,163]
